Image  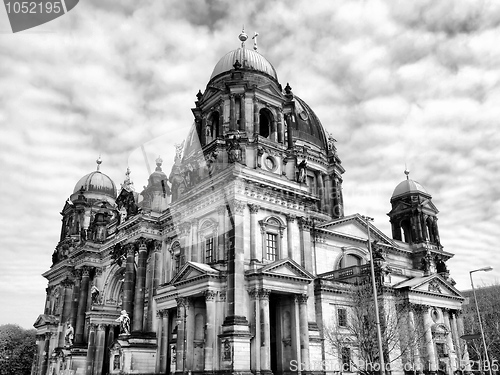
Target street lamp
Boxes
[362,215,385,375]
[469,266,493,375]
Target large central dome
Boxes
[210,48,278,81]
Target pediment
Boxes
[248,258,314,281]
[256,83,283,98]
[60,200,73,213]
[33,314,59,328]
[318,214,395,247]
[170,262,221,285]
[394,274,463,298]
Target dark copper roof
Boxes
[210,48,278,81]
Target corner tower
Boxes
[388,170,441,246]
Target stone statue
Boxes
[115,310,130,335]
[91,285,100,304]
[174,141,185,162]
[65,322,74,347]
[297,159,307,183]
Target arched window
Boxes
[259,216,285,261]
[207,111,219,140]
[401,219,412,243]
[259,109,273,138]
[171,241,184,274]
[199,219,218,264]
[344,254,362,267]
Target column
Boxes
[70,270,81,330]
[456,312,470,372]
[204,290,217,371]
[191,219,199,262]
[298,294,310,371]
[147,241,162,332]
[75,266,91,345]
[450,312,462,369]
[176,298,187,372]
[293,296,302,372]
[240,94,246,132]
[423,307,437,373]
[443,311,456,373]
[133,239,148,332]
[230,94,235,131]
[218,205,226,262]
[249,204,259,262]
[254,100,260,136]
[286,215,295,259]
[59,279,73,347]
[298,217,312,271]
[225,200,247,320]
[159,310,169,373]
[259,289,271,372]
[93,324,106,375]
[185,298,194,370]
[324,175,332,214]
[85,323,97,375]
[122,243,136,319]
[40,334,50,375]
[408,308,422,372]
[249,289,261,372]
[317,172,325,210]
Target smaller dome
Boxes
[73,171,117,199]
[210,48,278,81]
[392,178,428,199]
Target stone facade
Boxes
[32,33,467,375]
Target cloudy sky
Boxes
[1,0,499,328]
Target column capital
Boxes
[298,216,312,231]
[248,204,260,214]
[248,288,259,300]
[97,323,106,331]
[297,293,308,304]
[152,240,162,253]
[217,205,226,215]
[157,309,169,318]
[219,291,226,302]
[71,269,82,279]
[81,266,93,277]
[258,288,271,300]
[136,237,148,250]
[204,290,217,301]
[175,296,191,309]
[191,218,200,227]
[124,242,136,255]
[286,214,296,223]
[60,277,74,288]
[232,199,246,216]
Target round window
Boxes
[264,156,276,171]
[431,308,440,323]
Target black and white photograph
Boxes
[0,1,499,375]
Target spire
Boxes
[239,26,248,48]
[96,155,102,171]
[120,166,134,192]
[155,156,163,172]
[252,32,259,52]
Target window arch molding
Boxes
[198,218,218,264]
[336,246,368,269]
[259,216,285,262]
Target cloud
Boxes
[0,0,499,328]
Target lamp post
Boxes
[362,215,385,375]
[469,266,493,375]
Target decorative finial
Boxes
[404,168,410,180]
[252,32,259,52]
[96,155,102,171]
[233,59,241,70]
[156,155,163,171]
[239,26,248,48]
[121,166,134,191]
[196,90,203,101]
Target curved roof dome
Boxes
[210,48,278,81]
[292,96,329,150]
[73,171,117,199]
[392,178,429,199]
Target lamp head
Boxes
[470,266,493,273]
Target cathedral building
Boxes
[32,31,468,375]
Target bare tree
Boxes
[461,282,500,371]
[323,283,429,375]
